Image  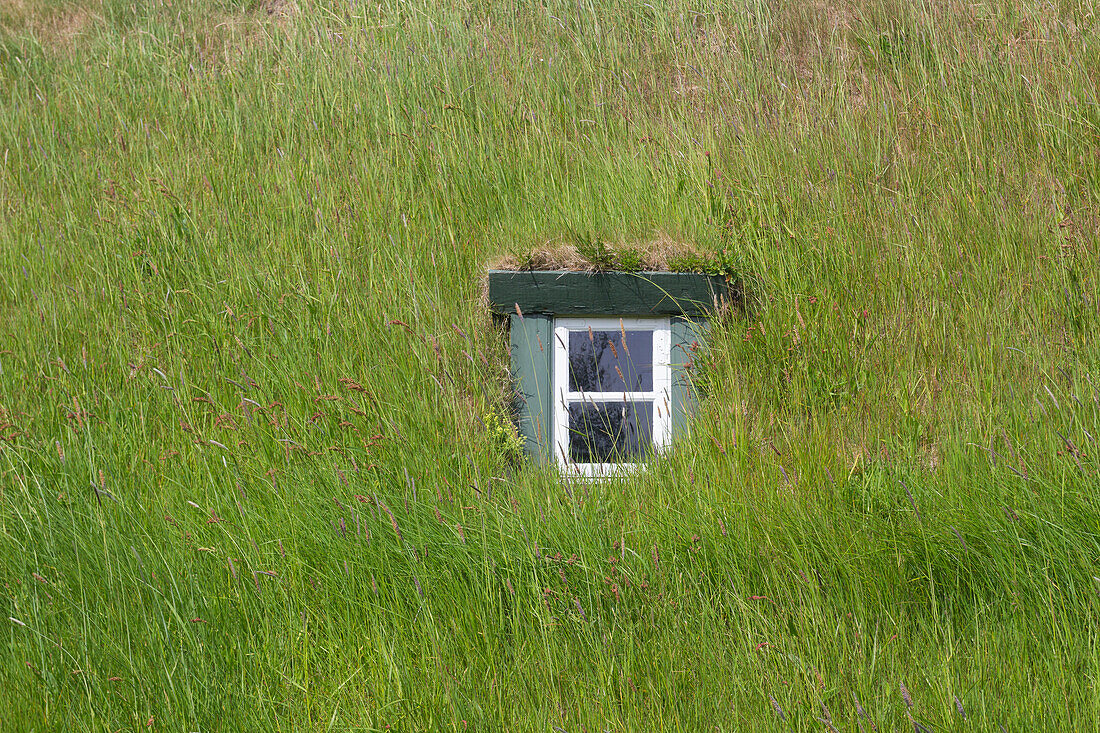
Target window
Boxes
[553,317,671,476]
[486,269,735,475]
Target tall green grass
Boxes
[1,0,1099,729]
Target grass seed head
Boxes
[901,681,913,709]
[769,694,786,721]
[853,693,876,730]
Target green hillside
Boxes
[1,0,1098,729]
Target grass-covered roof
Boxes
[1,0,1098,729]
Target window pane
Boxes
[568,400,653,464]
[568,330,653,392]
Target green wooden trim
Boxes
[509,313,553,463]
[670,316,707,440]
[488,270,733,316]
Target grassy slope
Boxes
[1,0,1099,729]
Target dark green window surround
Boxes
[488,271,734,465]
[488,270,730,317]
[508,313,554,459]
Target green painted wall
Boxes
[670,316,708,441]
[508,313,553,463]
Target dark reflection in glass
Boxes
[568,401,653,463]
[568,330,652,392]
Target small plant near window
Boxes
[572,231,617,271]
[614,247,645,272]
[666,246,740,280]
[482,404,525,464]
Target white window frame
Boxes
[553,316,672,478]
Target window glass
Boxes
[567,330,653,392]
[568,400,654,463]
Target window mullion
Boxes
[565,391,657,401]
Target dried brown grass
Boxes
[0,0,99,47]
[0,0,295,59]
[489,234,710,272]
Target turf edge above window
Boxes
[487,270,735,475]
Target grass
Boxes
[1,0,1099,729]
